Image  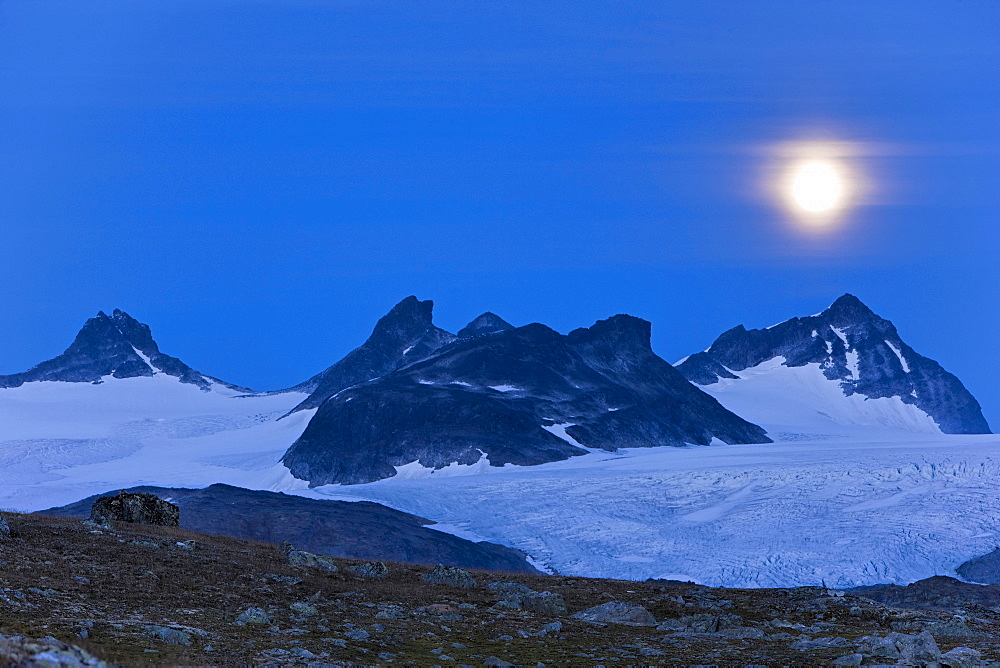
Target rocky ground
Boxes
[0,512,998,667]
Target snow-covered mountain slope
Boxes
[675,294,990,435]
[0,309,249,392]
[0,375,312,512]
[296,432,1000,589]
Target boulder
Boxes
[289,601,318,617]
[488,581,534,602]
[144,625,192,646]
[0,632,109,667]
[941,646,984,668]
[0,516,9,539]
[234,607,271,625]
[521,591,568,615]
[90,490,178,527]
[925,618,983,637]
[286,550,338,573]
[422,565,477,588]
[892,630,941,664]
[350,561,389,579]
[572,601,657,626]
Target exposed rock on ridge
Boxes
[287,296,456,412]
[0,309,246,391]
[675,294,990,434]
[282,310,770,486]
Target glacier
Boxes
[3,372,1000,589]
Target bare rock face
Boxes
[90,490,179,527]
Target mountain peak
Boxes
[457,312,513,338]
[822,293,877,323]
[287,297,456,411]
[675,295,990,435]
[0,310,237,392]
[568,314,652,351]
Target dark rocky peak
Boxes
[457,312,513,339]
[287,296,456,411]
[821,293,878,326]
[675,295,990,435]
[370,296,436,342]
[282,308,770,486]
[568,314,652,351]
[0,310,237,391]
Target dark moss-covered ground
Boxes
[1,511,998,666]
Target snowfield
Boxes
[3,373,1000,589]
[0,376,311,512]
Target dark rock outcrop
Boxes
[287,296,456,411]
[90,490,179,527]
[0,309,248,392]
[848,575,1000,609]
[956,547,1000,584]
[675,294,990,434]
[43,483,539,574]
[282,312,770,485]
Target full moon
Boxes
[790,160,842,213]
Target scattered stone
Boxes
[290,601,318,617]
[572,601,657,626]
[535,622,562,637]
[72,576,91,585]
[235,607,272,625]
[350,561,390,579]
[90,490,179,526]
[345,629,369,641]
[488,581,534,601]
[174,540,196,550]
[522,591,568,615]
[0,633,110,667]
[287,550,339,573]
[144,625,192,646]
[789,636,851,649]
[483,658,515,668]
[925,618,983,637]
[830,654,863,667]
[423,565,477,588]
[263,573,303,586]
[128,539,161,549]
[0,517,10,539]
[940,646,984,668]
[375,604,407,619]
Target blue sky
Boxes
[1,1,998,425]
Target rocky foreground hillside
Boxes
[0,513,997,667]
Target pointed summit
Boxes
[0,310,244,391]
[288,297,456,412]
[457,312,513,339]
[822,293,878,326]
[675,295,989,435]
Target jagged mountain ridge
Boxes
[285,296,456,411]
[675,294,990,434]
[0,309,248,392]
[282,308,771,486]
